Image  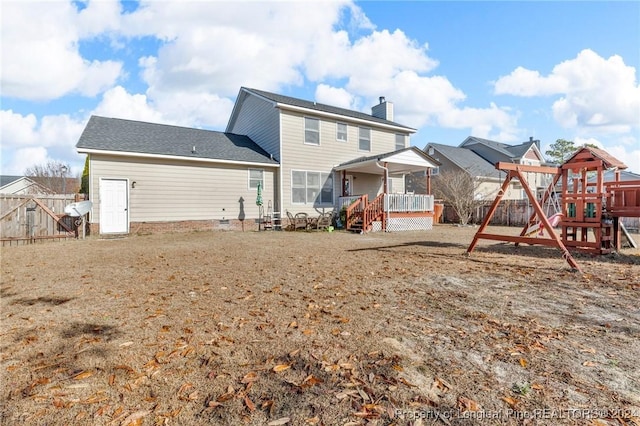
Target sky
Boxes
[1,0,639,176]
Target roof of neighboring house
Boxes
[587,170,640,183]
[0,176,54,194]
[427,143,503,179]
[242,87,416,131]
[76,116,279,166]
[460,136,543,165]
[0,175,23,187]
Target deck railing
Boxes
[384,194,434,212]
[339,194,435,213]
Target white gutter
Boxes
[76,148,280,168]
[375,161,390,232]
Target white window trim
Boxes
[291,169,334,205]
[248,168,264,190]
[358,126,371,152]
[304,116,320,146]
[336,122,348,142]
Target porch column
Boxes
[342,170,346,196]
[426,168,432,195]
[383,162,388,194]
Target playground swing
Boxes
[523,174,562,237]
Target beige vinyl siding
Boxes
[227,94,281,161]
[280,110,404,215]
[89,155,276,224]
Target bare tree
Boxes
[433,170,493,225]
[24,160,77,194]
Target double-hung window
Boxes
[304,117,320,145]
[292,171,333,204]
[249,169,264,189]
[336,123,347,142]
[395,134,406,150]
[358,127,371,151]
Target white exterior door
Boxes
[100,179,128,233]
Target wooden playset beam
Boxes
[495,162,560,174]
[467,167,581,272]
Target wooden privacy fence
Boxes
[1,194,86,245]
[440,199,640,231]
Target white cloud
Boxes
[1,1,123,100]
[1,110,86,174]
[8,147,51,175]
[1,0,529,175]
[315,85,356,109]
[494,49,640,133]
[93,86,164,123]
[494,67,567,96]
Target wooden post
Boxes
[467,163,582,272]
[426,168,432,195]
[467,170,514,253]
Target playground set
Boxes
[467,147,640,272]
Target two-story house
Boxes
[76,87,438,235]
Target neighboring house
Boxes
[0,175,54,195]
[76,87,438,234]
[421,136,549,201]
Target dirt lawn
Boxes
[1,225,639,426]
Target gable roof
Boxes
[335,147,439,175]
[0,176,54,194]
[459,136,543,165]
[564,146,627,170]
[238,87,416,132]
[0,175,23,187]
[76,116,278,166]
[426,143,503,179]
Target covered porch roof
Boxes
[334,147,439,175]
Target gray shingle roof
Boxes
[76,116,278,165]
[243,87,416,131]
[0,175,23,187]
[427,143,503,179]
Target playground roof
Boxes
[565,146,627,170]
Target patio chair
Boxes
[316,212,333,230]
[294,212,309,231]
[285,210,296,231]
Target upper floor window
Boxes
[304,117,320,145]
[249,169,264,189]
[359,127,371,151]
[336,123,347,142]
[395,134,405,150]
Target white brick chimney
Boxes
[371,96,393,121]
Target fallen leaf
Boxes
[121,410,150,426]
[268,418,290,425]
[502,396,518,408]
[457,396,480,412]
[273,364,291,373]
[519,358,528,368]
[582,361,597,367]
[241,372,259,383]
[73,371,93,380]
[244,395,256,412]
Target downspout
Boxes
[375,161,390,231]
